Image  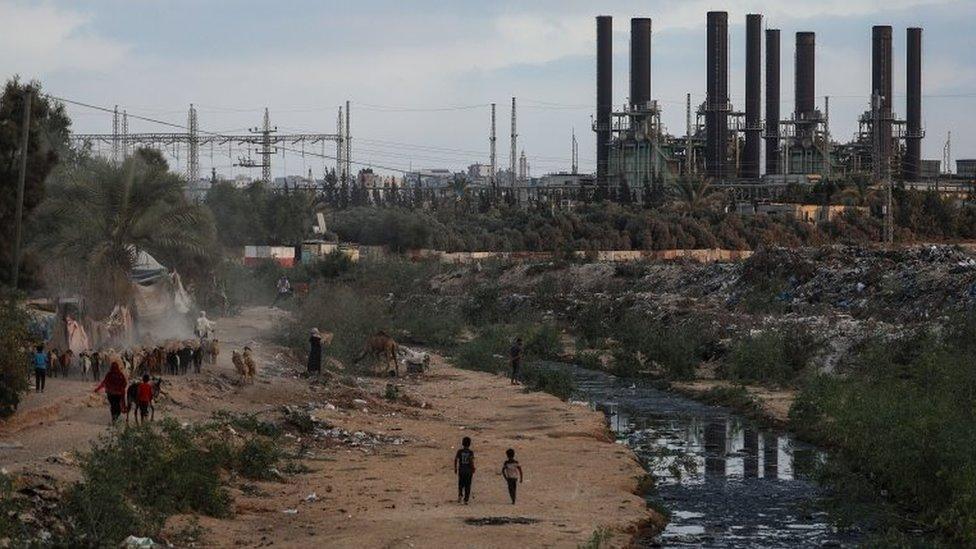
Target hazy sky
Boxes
[2,0,974,178]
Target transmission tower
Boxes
[122,110,129,160]
[510,97,517,185]
[112,105,120,165]
[489,103,497,189]
[571,127,578,175]
[187,104,199,182]
[943,131,952,174]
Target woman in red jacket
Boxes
[94,362,128,423]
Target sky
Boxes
[2,0,975,179]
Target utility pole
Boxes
[510,97,517,185]
[336,106,345,181]
[11,91,32,288]
[187,104,199,183]
[489,103,497,189]
[345,100,352,182]
[685,92,693,175]
[261,108,275,184]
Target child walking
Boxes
[501,448,524,504]
[454,437,476,504]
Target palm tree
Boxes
[670,176,724,215]
[38,157,211,313]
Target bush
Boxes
[308,249,355,279]
[523,322,563,361]
[520,363,576,400]
[790,323,976,545]
[614,314,715,380]
[393,297,462,347]
[0,296,30,417]
[279,283,390,367]
[453,325,514,374]
[723,325,819,386]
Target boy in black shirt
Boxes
[454,436,475,504]
[501,448,524,504]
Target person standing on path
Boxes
[94,362,128,423]
[307,328,323,374]
[501,448,524,504]
[272,275,291,306]
[32,345,47,393]
[509,337,524,385]
[454,436,476,504]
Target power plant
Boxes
[594,11,929,194]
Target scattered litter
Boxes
[281,508,299,515]
[304,492,318,502]
[0,441,24,450]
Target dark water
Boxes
[564,366,860,548]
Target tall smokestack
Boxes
[904,27,922,180]
[743,14,762,179]
[705,11,729,179]
[873,25,893,170]
[795,32,816,120]
[630,18,652,111]
[765,29,781,175]
[596,15,612,187]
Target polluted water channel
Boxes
[563,366,861,548]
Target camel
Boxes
[354,332,400,376]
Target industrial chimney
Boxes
[872,25,893,171]
[795,32,816,121]
[705,11,729,179]
[765,29,781,175]
[596,15,612,187]
[904,27,922,180]
[630,18,652,112]
[743,14,762,179]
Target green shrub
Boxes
[279,283,391,367]
[393,297,462,347]
[523,322,563,361]
[453,325,514,374]
[578,527,612,549]
[790,324,976,545]
[461,283,504,325]
[0,296,30,417]
[235,437,283,480]
[65,420,234,545]
[724,326,819,386]
[308,249,355,279]
[574,350,603,371]
[614,314,715,380]
[521,363,576,400]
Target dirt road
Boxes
[1,307,654,547]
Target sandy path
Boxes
[1,307,654,547]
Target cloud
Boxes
[0,2,127,76]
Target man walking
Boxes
[454,436,476,504]
[509,337,523,385]
[32,345,47,393]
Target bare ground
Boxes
[1,307,656,547]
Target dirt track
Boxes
[0,307,654,547]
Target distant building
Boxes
[536,172,593,188]
[404,169,455,188]
[957,159,976,178]
[467,163,491,180]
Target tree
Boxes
[670,176,724,215]
[37,156,212,314]
[0,78,72,288]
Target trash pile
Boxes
[1,471,70,545]
[311,427,406,453]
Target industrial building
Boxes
[594,12,932,195]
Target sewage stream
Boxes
[564,366,861,548]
